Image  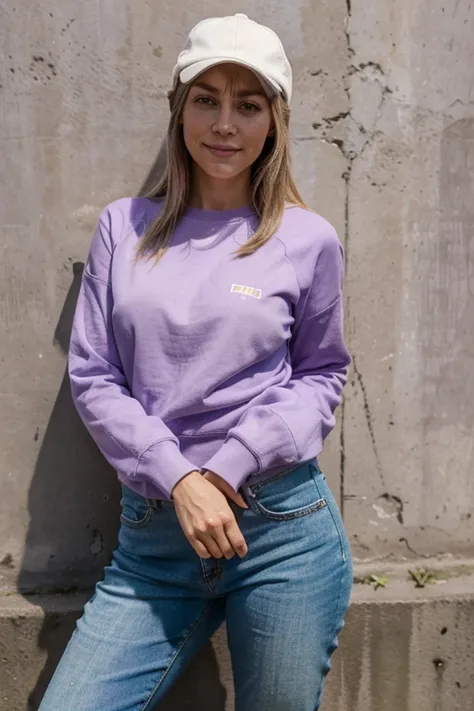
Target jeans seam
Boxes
[312,471,348,562]
[251,497,327,521]
[318,532,348,709]
[313,497,351,708]
[120,506,153,529]
[248,464,301,493]
[140,600,216,711]
[199,559,224,596]
[313,562,346,710]
[324,496,348,563]
[248,459,320,495]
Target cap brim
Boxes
[179,58,281,98]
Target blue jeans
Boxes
[39,460,352,711]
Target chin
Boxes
[200,163,242,180]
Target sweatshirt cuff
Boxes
[203,437,260,492]
[136,440,197,499]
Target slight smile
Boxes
[202,143,242,157]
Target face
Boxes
[181,63,274,183]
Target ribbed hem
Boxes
[136,440,197,499]
[203,437,259,492]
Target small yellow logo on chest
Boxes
[230,284,262,299]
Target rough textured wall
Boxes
[1,0,473,590]
[2,583,474,711]
[2,2,474,710]
[340,1,474,559]
[0,0,348,593]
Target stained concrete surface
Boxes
[2,568,474,711]
[341,1,474,559]
[1,0,474,709]
[1,0,349,595]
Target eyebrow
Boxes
[192,80,267,98]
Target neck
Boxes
[188,166,252,211]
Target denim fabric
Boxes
[39,460,352,711]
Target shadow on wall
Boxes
[17,262,122,708]
[19,141,227,710]
[138,139,167,197]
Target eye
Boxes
[194,95,216,106]
[240,102,261,113]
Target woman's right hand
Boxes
[171,471,248,560]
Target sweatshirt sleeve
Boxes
[203,226,351,492]
[68,206,197,498]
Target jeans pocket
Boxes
[312,471,352,565]
[120,486,155,529]
[246,460,328,521]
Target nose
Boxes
[212,103,237,136]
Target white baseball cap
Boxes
[172,13,292,103]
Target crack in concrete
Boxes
[340,0,353,515]
[399,537,417,555]
[335,10,403,508]
[340,391,346,518]
[351,60,385,75]
[312,110,349,130]
[344,0,354,60]
[330,137,345,151]
[337,0,397,512]
[317,57,394,161]
[352,355,386,487]
[399,537,432,558]
[448,98,474,110]
[378,493,404,524]
[352,533,371,552]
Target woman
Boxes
[40,13,352,711]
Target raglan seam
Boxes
[273,232,302,295]
[305,294,342,321]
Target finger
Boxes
[224,517,248,558]
[212,524,237,560]
[225,488,249,509]
[197,533,224,559]
[234,491,249,509]
[193,539,213,559]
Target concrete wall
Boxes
[1,0,473,709]
[2,573,474,711]
[342,0,474,561]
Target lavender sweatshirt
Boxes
[69,197,351,501]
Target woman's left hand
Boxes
[202,470,248,509]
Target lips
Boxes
[203,143,241,157]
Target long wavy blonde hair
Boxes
[136,80,306,262]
